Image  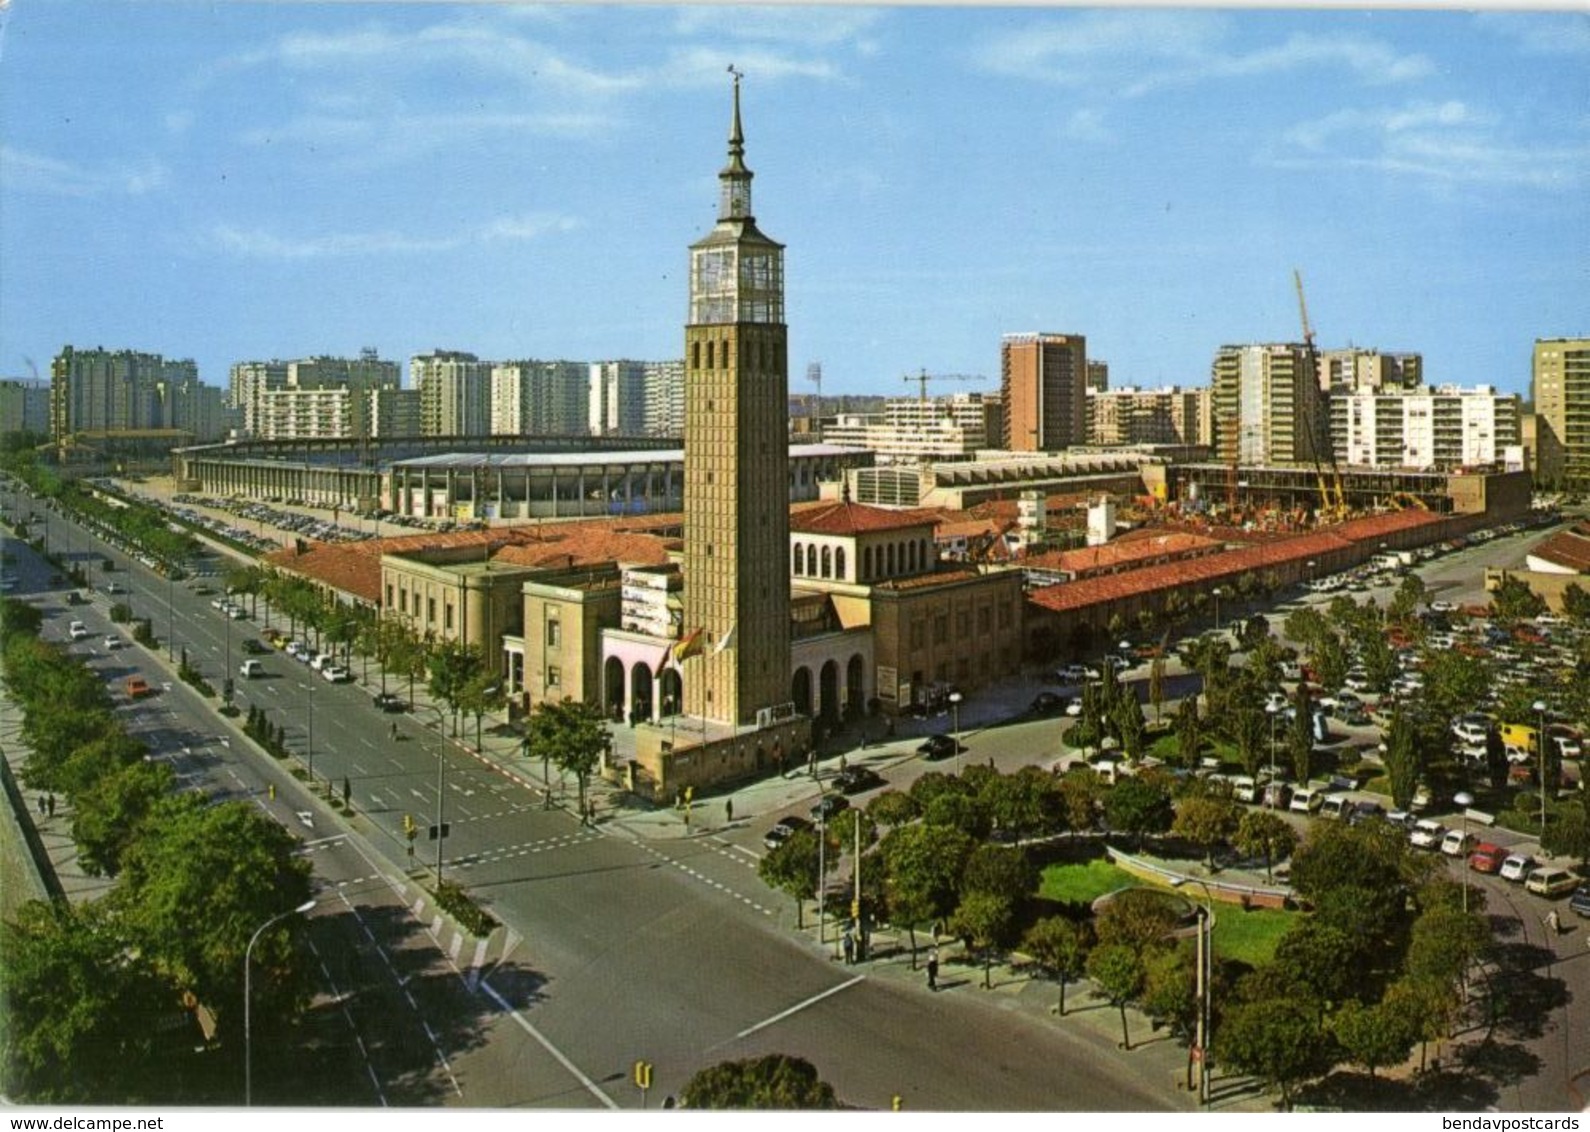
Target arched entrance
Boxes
[658,668,683,717]
[791,666,813,717]
[629,662,654,724]
[846,654,866,718]
[603,656,626,721]
[819,659,841,725]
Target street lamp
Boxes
[1532,699,1549,828]
[167,568,175,662]
[1454,791,1474,915]
[245,899,316,1106]
[1265,703,1280,806]
[949,691,963,776]
[1212,587,1223,636]
[1172,877,1214,1105]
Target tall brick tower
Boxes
[681,71,791,727]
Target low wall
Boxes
[1106,845,1292,910]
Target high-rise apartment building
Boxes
[1334,384,1520,469]
[490,361,589,436]
[367,387,421,439]
[1087,386,1211,447]
[682,75,791,727]
[1000,333,1087,452]
[229,361,289,435]
[0,379,49,436]
[1211,343,1323,466]
[590,360,649,437]
[1317,348,1422,393]
[643,360,686,438]
[413,350,493,437]
[1534,337,1590,488]
[822,393,997,462]
[232,352,399,439]
[50,346,177,436]
[1085,360,1110,393]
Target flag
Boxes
[673,627,705,664]
[712,624,736,655]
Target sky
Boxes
[1,3,1586,400]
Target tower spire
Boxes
[719,65,752,220]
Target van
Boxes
[1320,794,1351,820]
[1525,867,1580,898]
[1500,721,1539,753]
[1232,776,1259,804]
[1289,787,1324,814]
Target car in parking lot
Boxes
[809,794,850,823]
[103,581,124,594]
[1499,853,1537,883]
[68,620,89,640]
[373,692,406,712]
[763,815,812,851]
[1289,787,1324,814]
[1063,698,1083,717]
[321,664,352,683]
[1030,692,1066,716]
[1056,664,1090,683]
[310,652,332,670]
[103,634,120,650]
[1571,885,1590,918]
[916,734,964,760]
[1440,829,1476,857]
[1526,867,1580,898]
[1347,801,1386,827]
[1261,781,1293,809]
[1468,842,1506,873]
[1409,819,1445,849]
[833,767,884,795]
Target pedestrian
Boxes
[389,721,399,741]
[842,929,855,965]
[1547,909,1562,936]
[927,948,940,991]
[36,795,46,817]
[724,798,734,824]
[46,794,55,817]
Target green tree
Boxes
[1086,943,1146,1050]
[1309,631,1349,696]
[757,828,833,929]
[1421,649,1491,731]
[457,666,507,752]
[1282,607,1328,650]
[1057,770,1104,832]
[980,765,1063,841]
[1140,943,1201,1090]
[1272,918,1361,1013]
[70,758,174,877]
[680,1054,838,1109]
[1173,697,1203,770]
[1148,656,1166,722]
[524,698,610,825]
[426,638,482,737]
[879,822,975,962]
[1094,887,1182,955]
[1022,915,1092,1016]
[0,901,174,1103]
[0,596,43,643]
[948,890,1016,989]
[1113,692,1147,760]
[1359,632,1398,694]
[865,789,919,827]
[1216,998,1339,1110]
[1489,574,1546,623]
[1380,709,1424,811]
[1561,582,1590,627]
[1231,705,1268,778]
[961,844,1037,906]
[1233,809,1298,883]
[1103,777,1173,848]
[1541,795,1590,869]
[1172,794,1241,869]
[1391,573,1427,624]
[1287,683,1316,785]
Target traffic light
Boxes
[633,1060,652,1090]
[403,813,416,840]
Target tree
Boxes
[1172,795,1241,869]
[1216,997,1339,1110]
[1086,943,1146,1050]
[949,890,1015,989]
[1103,777,1173,848]
[1329,998,1415,1081]
[1490,574,1546,623]
[1309,631,1349,697]
[524,698,610,825]
[757,828,833,928]
[1093,886,1182,955]
[1421,649,1491,731]
[680,1054,838,1109]
[1140,943,1200,1090]
[1562,582,1590,627]
[1359,631,1398,694]
[114,797,314,1050]
[1272,918,1361,1013]
[879,822,975,963]
[1233,809,1298,883]
[1057,770,1104,833]
[0,596,43,644]
[70,758,174,877]
[1380,709,1423,812]
[1230,705,1268,778]
[1282,607,1328,650]
[1173,697,1203,770]
[426,638,482,737]
[1541,795,1590,869]
[457,667,507,752]
[961,844,1037,906]
[1148,656,1166,722]
[1112,692,1147,760]
[1022,916,1092,1016]
[0,901,174,1103]
[865,789,919,828]
[981,765,1063,841]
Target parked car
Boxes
[1231,776,1259,804]
[1056,664,1090,684]
[373,692,406,713]
[320,664,352,683]
[102,634,120,650]
[1030,692,1066,716]
[68,620,89,640]
[1526,867,1580,898]
[241,638,270,655]
[310,652,332,671]
[763,815,812,851]
[1347,801,1386,827]
[238,659,265,678]
[103,581,124,595]
[834,767,884,795]
[809,794,850,823]
[1320,795,1351,820]
[1409,819,1445,849]
[1570,885,1590,918]
[1440,829,1477,857]
[1261,781,1293,809]
[124,675,153,699]
[1063,698,1083,717]
[1289,787,1324,814]
[1468,842,1506,873]
[1499,853,1538,883]
[916,734,963,760]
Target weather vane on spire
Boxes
[727,63,742,81]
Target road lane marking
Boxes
[480,979,617,1109]
[733,974,866,1041]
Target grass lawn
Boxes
[1038,860,1298,966]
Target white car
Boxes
[1499,853,1537,883]
[320,664,352,683]
[1452,722,1488,746]
[1289,787,1324,814]
[103,634,120,650]
[1063,698,1083,717]
[238,659,264,678]
[1264,691,1289,713]
[310,652,332,671]
[1440,829,1475,857]
[1429,600,1457,613]
[68,620,89,640]
[1409,819,1445,849]
[1056,664,1089,683]
[1555,736,1583,760]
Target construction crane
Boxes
[1294,269,1348,521]
[902,369,986,410]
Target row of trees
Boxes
[0,597,313,1103]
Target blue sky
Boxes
[1,3,1586,400]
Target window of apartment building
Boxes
[547,666,561,689]
[386,583,394,608]
[444,603,454,632]
[546,618,561,648]
[427,597,436,625]
[933,614,948,644]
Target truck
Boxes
[1500,721,1538,753]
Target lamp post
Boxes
[816,794,828,945]
[1454,790,1474,915]
[1212,587,1223,636]
[244,899,315,1106]
[1532,699,1549,828]
[167,567,175,662]
[949,691,963,776]
[1172,877,1214,1105]
[1265,703,1280,807]
[435,731,447,885]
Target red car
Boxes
[1468,842,1506,874]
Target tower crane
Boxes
[1293,268,1347,520]
[902,369,987,411]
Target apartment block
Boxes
[414,350,493,437]
[1534,337,1590,488]
[1334,384,1520,469]
[1211,343,1322,466]
[49,346,178,436]
[1317,348,1422,393]
[823,393,997,462]
[1086,360,1109,393]
[1087,386,1210,447]
[1000,332,1087,452]
[490,360,589,437]
[590,360,649,438]
[642,360,686,438]
[0,379,50,436]
[368,387,421,439]
[233,352,399,439]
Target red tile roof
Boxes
[1025,531,1223,577]
[1528,523,1590,573]
[790,501,939,535]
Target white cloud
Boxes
[671,6,884,49]
[0,146,166,197]
[209,211,579,261]
[1060,108,1111,143]
[1270,99,1586,189]
[1474,12,1590,57]
[971,12,1431,95]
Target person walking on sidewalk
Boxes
[842,928,855,965]
[725,797,734,825]
[927,948,940,991]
